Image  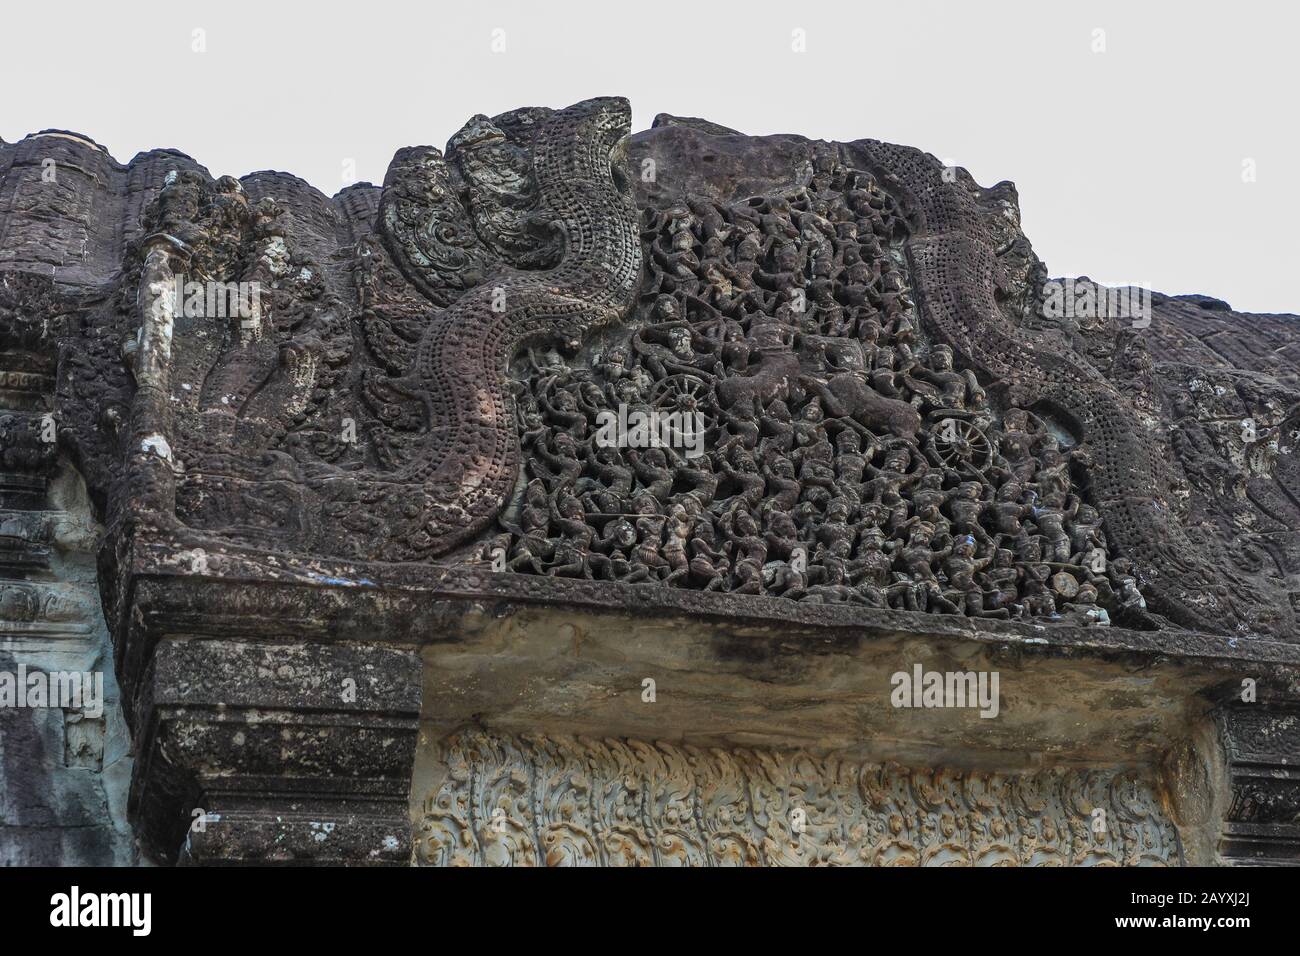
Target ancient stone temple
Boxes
[1,99,1297,866]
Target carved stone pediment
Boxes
[3,99,1298,866]
[20,100,1290,642]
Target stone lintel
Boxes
[111,533,1300,864]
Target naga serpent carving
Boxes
[850,140,1290,636]
[365,97,642,558]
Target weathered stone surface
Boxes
[0,270,133,864]
[417,729,1180,866]
[1,98,1297,866]
[134,638,421,865]
[1215,703,1300,863]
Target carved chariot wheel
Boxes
[650,373,717,432]
[928,416,993,475]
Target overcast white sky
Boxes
[3,0,1295,313]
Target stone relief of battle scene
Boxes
[34,98,1297,640]
[486,152,1138,628]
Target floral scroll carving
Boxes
[418,731,1179,867]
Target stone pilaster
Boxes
[1216,698,1300,864]
[128,635,421,865]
